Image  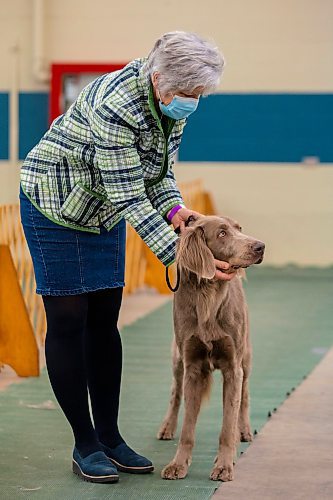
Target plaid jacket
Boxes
[20,58,187,266]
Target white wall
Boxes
[34,0,333,91]
[1,0,332,265]
[175,163,333,266]
[2,0,333,91]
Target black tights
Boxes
[42,288,124,457]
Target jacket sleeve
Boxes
[145,163,185,218]
[89,103,178,266]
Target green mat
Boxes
[1,266,332,499]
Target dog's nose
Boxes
[253,242,265,253]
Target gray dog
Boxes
[158,215,265,481]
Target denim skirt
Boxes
[19,185,126,296]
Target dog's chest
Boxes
[196,304,245,344]
[195,322,245,370]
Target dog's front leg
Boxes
[161,356,211,480]
[210,366,243,482]
[238,366,253,442]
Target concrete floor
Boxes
[214,347,333,500]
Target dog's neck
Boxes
[182,271,231,290]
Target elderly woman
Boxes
[19,31,233,483]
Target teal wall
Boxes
[18,92,49,160]
[0,93,9,159]
[179,93,333,163]
[0,92,48,161]
[1,92,332,163]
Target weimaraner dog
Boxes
[158,215,265,481]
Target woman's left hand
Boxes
[169,207,203,233]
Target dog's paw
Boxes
[161,462,188,480]
[240,428,253,442]
[210,464,234,482]
[157,421,176,440]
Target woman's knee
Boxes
[42,294,88,337]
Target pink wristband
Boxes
[167,204,183,222]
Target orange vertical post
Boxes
[0,245,39,376]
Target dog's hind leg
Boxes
[238,352,253,442]
[157,339,183,440]
[238,364,253,442]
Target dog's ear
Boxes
[176,226,216,279]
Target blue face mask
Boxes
[158,93,199,120]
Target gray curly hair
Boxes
[143,31,225,95]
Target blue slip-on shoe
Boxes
[72,447,119,483]
[100,442,154,474]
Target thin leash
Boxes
[166,264,180,293]
[165,215,195,293]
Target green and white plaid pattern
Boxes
[20,58,187,266]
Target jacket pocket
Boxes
[60,183,107,226]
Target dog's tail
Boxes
[201,371,213,405]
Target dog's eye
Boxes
[219,230,226,238]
